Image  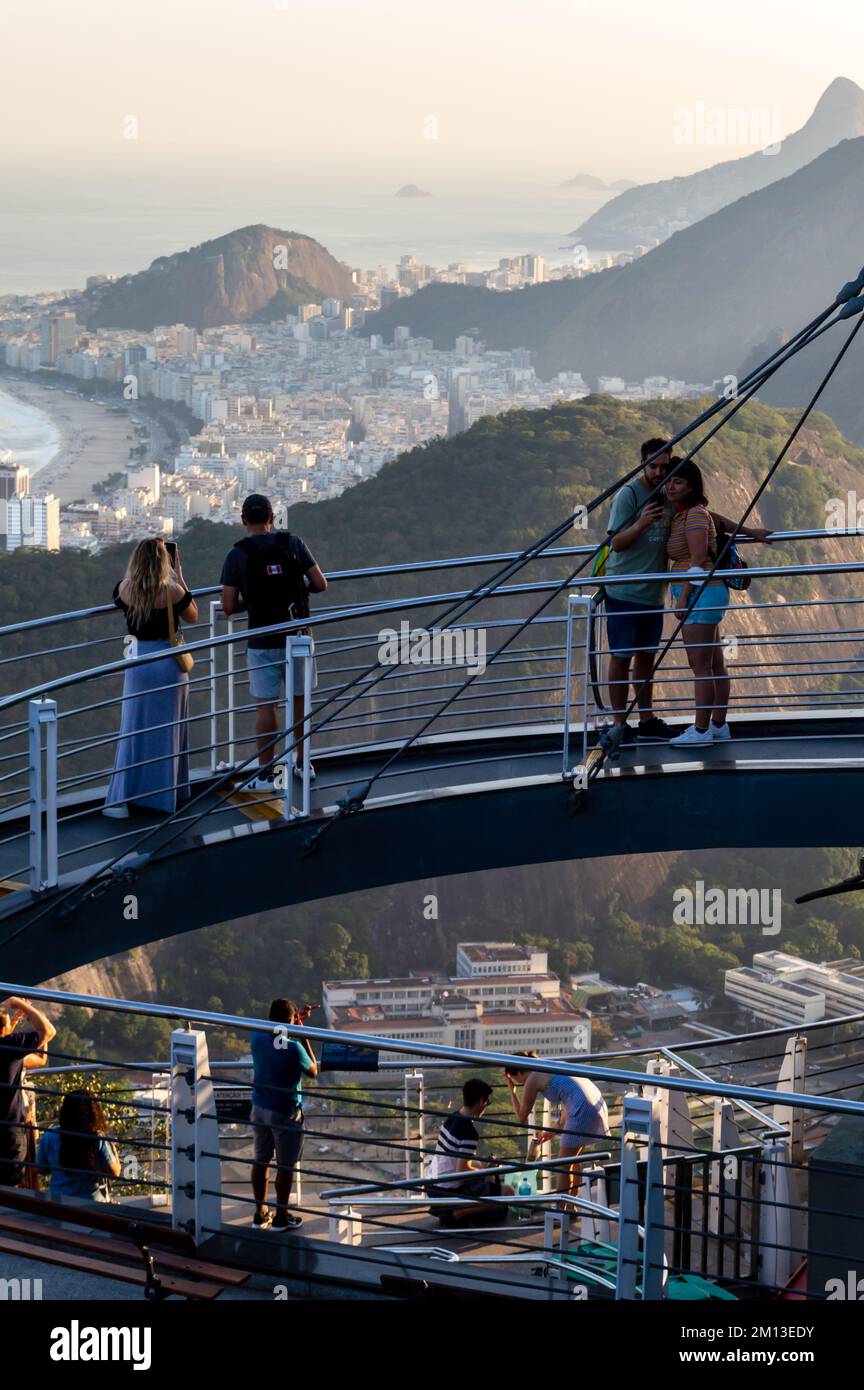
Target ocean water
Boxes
[0,386,60,473]
[0,183,611,296]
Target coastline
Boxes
[0,378,135,504]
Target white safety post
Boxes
[771,1035,808,1277]
[578,1167,611,1243]
[757,1137,795,1290]
[773,1035,807,1164]
[209,601,238,773]
[285,634,314,817]
[403,1070,424,1185]
[534,1094,555,1194]
[328,1203,362,1246]
[28,698,58,891]
[616,1094,665,1300]
[562,593,594,780]
[708,1099,742,1246]
[150,1071,171,1201]
[644,1058,694,1155]
[170,1029,222,1244]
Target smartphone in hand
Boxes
[164,541,178,569]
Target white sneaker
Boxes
[710,722,732,741]
[250,773,283,796]
[669,724,714,748]
[292,757,316,783]
[102,804,129,819]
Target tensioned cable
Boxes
[3,280,860,936]
[293,299,864,849]
[593,305,864,774]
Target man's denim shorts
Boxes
[604,595,664,659]
[247,642,318,701]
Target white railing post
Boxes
[616,1093,665,1300]
[169,1028,222,1244]
[328,1203,362,1245]
[28,698,57,891]
[403,1070,424,1185]
[209,601,238,773]
[285,634,313,818]
[562,593,593,781]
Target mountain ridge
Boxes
[78,223,356,331]
[571,76,864,249]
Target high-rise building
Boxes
[448,369,476,435]
[0,463,30,546]
[126,462,160,502]
[5,493,60,551]
[40,312,78,366]
[176,327,198,355]
[0,462,30,501]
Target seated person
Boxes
[428,1078,514,1207]
[37,1090,121,1202]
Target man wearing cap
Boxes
[220,495,327,792]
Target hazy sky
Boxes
[2,0,860,188]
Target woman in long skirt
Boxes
[104,538,198,818]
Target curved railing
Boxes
[0,527,861,894]
[1,978,862,1300]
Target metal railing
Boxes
[2,980,863,1300]
[0,528,862,895]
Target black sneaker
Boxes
[253,1208,273,1229]
[616,723,636,746]
[271,1212,303,1232]
[636,717,676,742]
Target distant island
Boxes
[559,174,638,192]
[395,184,432,198]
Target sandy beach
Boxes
[0,378,136,504]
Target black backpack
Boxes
[236,533,309,633]
[711,520,751,591]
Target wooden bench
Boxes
[0,1187,251,1300]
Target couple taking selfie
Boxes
[602,438,771,748]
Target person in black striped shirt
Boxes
[429,1079,514,1198]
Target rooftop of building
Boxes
[328,994,582,1029]
[323,971,560,991]
[458,943,533,963]
[728,966,824,998]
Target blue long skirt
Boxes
[105,639,190,814]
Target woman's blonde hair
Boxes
[124,538,172,630]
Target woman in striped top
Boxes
[664,459,732,748]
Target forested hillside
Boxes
[3,393,862,1049]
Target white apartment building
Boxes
[5,493,60,552]
[323,941,590,1061]
[725,950,864,1025]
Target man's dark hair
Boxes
[269,998,298,1023]
[241,493,274,524]
[641,437,671,463]
[463,1078,493,1107]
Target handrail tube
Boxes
[0,981,861,1117]
[5,557,864,714]
[0,526,856,644]
[321,1150,612,1200]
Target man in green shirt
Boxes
[604,439,768,742]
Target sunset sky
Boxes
[2,0,859,189]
